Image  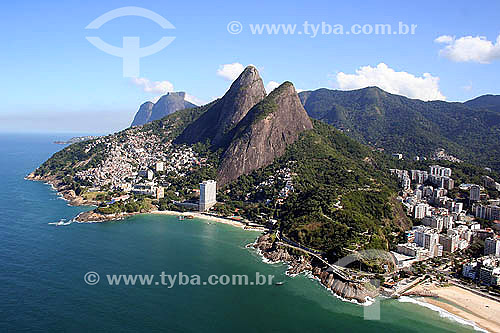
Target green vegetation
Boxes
[251,82,292,123]
[299,87,500,173]
[222,120,409,262]
[33,103,212,180]
[97,197,153,215]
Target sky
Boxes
[0,0,499,133]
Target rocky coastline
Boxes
[28,172,376,304]
[26,172,99,207]
[26,173,148,223]
[252,233,378,304]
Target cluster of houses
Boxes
[462,235,500,287]
[390,164,500,269]
[74,128,206,199]
[251,163,297,205]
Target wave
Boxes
[251,246,281,265]
[306,271,374,306]
[398,296,487,332]
[48,219,72,226]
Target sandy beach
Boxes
[409,283,500,332]
[149,210,267,231]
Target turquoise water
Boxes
[0,133,479,332]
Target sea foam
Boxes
[398,296,487,332]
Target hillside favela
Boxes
[2,1,500,332]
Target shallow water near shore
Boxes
[0,133,480,332]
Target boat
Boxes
[275,281,285,286]
[178,215,185,221]
[186,215,194,219]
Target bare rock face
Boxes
[217,81,313,186]
[131,101,154,127]
[176,66,266,147]
[131,92,196,127]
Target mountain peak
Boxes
[217,81,313,185]
[131,92,196,127]
[175,66,266,146]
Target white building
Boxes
[155,162,164,172]
[470,184,481,202]
[413,226,441,257]
[414,203,428,219]
[485,237,500,257]
[396,243,430,260]
[199,180,217,212]
[411,170,429,184]
[392,153,403,160]
[422,216,444,232]
[453,202,463,214]
[430,165,452,178]
[475,204,500,221]
[402,176,411,191]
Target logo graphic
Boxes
[227,21,243,34]
[84,271,100,285]
[85,7,176,77]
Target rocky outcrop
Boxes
[217,82,313,185]
[252,234,377,304]
[131,92,196,126]
[131,101,154,127]
[175,66,266,147]
[75,210,138,223]
[26,172,97,206]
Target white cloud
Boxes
[434,35,454,44]
[435,34,500,64]
[131,77,174,94]
[216,62,245,81]
[336,63,445,101]
[185,93,205,106]
[131,77,203,106]
[266,81,280,93]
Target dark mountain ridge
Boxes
[299,87,500,172]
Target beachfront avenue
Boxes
[85,271,275,287]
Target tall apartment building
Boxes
[422,216,444,232]
[430,165,452,178]
[485,237,500,257]
[199,180,217,212]
[475,204,500,221]
[462,262,478,279]
[470,184,481,202]
[439,233,459,253]
[414,203,428,219]
[411,170,429,184]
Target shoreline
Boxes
[405,283,500,332]
[26,174,267,231]
[149,210,267,231]
[251,233,377,305]
[29,172,495,328]
[71,209,268,232]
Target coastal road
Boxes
[276,232,353,282]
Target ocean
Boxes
[0,133,480,332]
